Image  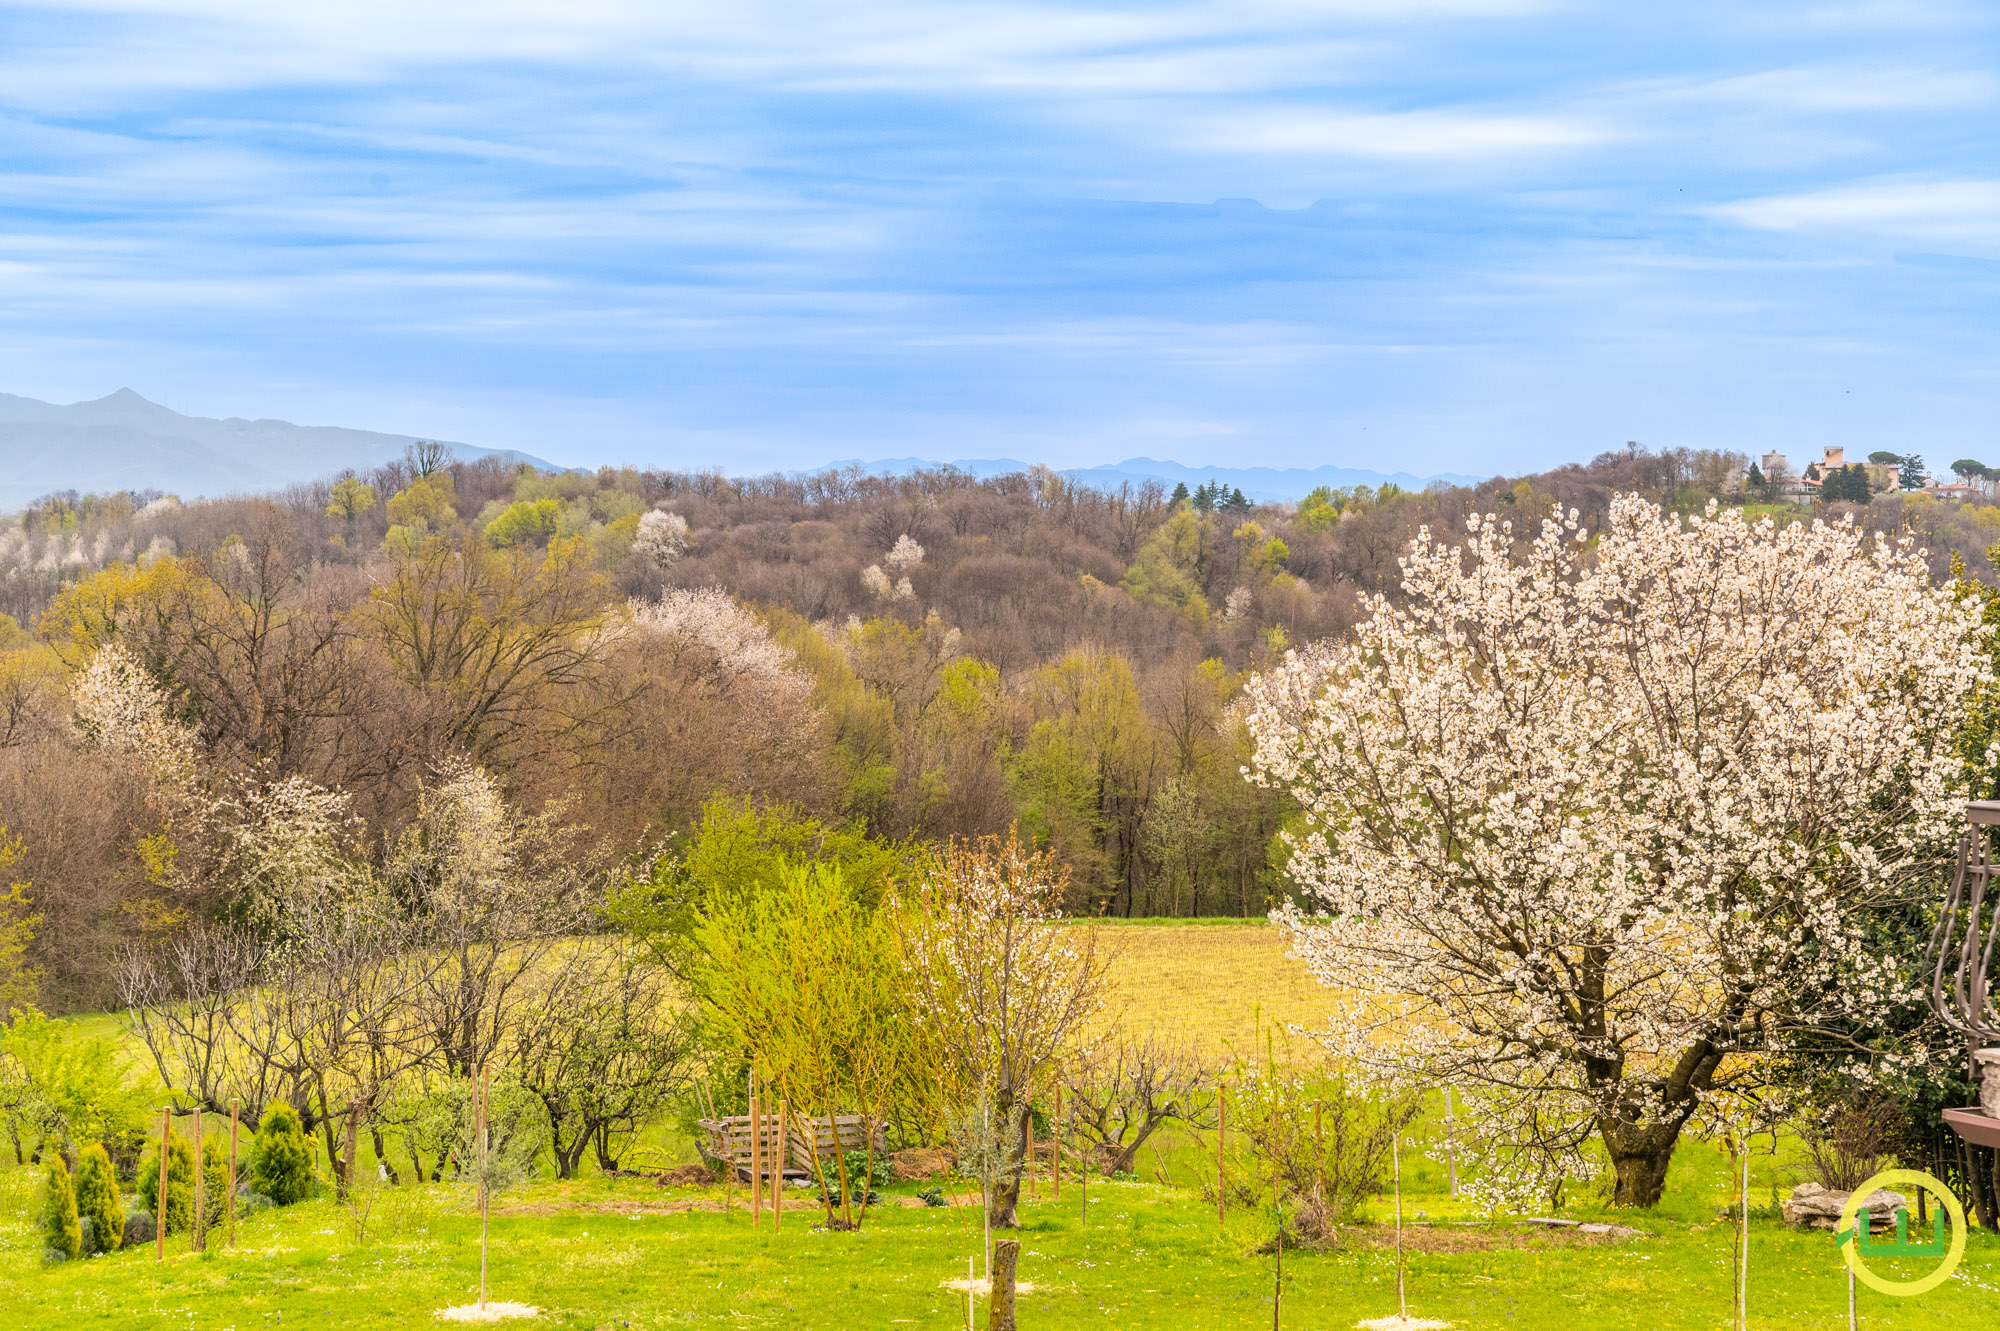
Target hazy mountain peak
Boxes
[0,390,551,511]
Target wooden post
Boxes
[1026,1111,1036,1204]
[774,1097,786,1232]
[1273,1149,1282,1331]
[157,1108,169,1260]
[1393,1131,1405,1321]
[966,1254,975,1331]
[228,1098,240,1248]
[478,1065,490,1311]
[1737,1139,1750,1331]
[192,1106,205,1251]
[1218,1094,1227,1226]
[1053,1086,1062,1203]
[989,1238,1020,1331]
[1444,1086,1459,1196]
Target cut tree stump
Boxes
[989,1239,1020,1331]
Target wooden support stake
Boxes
[1273,1149,1282,1331]
[1737,1139,1750,1331]
[749,1069,761,1231]
[228,1098,240,1248]
[775,1097,786,1231]
[157,1108,169,1260]
[192,1106,205,1251]
[1053,1086,1061,1203]
[1393,1132,1405,1321]
[1026,1111,1036,1204]
[479,1065,491,1311]
[1218,1093,1227,1227]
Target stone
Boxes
[1782,1181,1907,1231]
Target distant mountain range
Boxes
[0,389,1484,512]
[825,456,1485,503]
[0,389,553,512]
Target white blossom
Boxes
[1244,496,1990,1204]
[619,586,807,692]
[860,564,893,599]
[885,534,925,571]
[633,509,689,569]
[1223,586,1253,620]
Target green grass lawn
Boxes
[19,923,2000,1327]
[7,1138,1999,1330]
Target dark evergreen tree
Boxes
[1169,481,1189,505]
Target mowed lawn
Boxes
[9,1169,1999,1330]
[10,922,2000,1328]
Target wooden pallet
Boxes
[699,1113,886,1180]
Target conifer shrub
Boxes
[73,1143,123,1254]
[137,1134,195,1235]
[42,1154,81,1261]
[202,1137,233,1228]
[249,1101,315,1204]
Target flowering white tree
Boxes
[1245,496,1988,1205]
[885,534,925,572]
[632,509,688,569]
[624,587,805,692]
[900,832,1106,1227]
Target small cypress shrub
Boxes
[73,1143,123,1254]
[42,1154,81,1261]
[201,1138,233,1230]
[249,1101,314,1205]
[122,1208,155,1249]
[138,1134,196,1236]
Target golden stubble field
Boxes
[1081,920,1336,1059]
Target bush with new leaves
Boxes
[250,1100,315,1204]
[138,1133,195,1235]
[73,1143,123,1254]
[42,1153,80,1261]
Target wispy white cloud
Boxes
[1676,65,1994,111]
[1710,177,2000,243]
[1185,107,1610,158]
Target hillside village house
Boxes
[1760,446,1917,500]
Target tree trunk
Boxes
[374,1126,398,1185]
[1600,1116,1683,1207]
[988,1238,1020,1331]
[988,1099,1029,1229]
[340,1099,363,1203]
[1104,1114,1167,1176]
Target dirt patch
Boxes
[890,1147,956,1180]
[655,1164,717,1188]
[435,1302,539,1322]
[1283,1223,1654,1255]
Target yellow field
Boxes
[1082,920,1335,1059]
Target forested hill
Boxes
[4,442,1998,1010]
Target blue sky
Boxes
[0,1,1995,478]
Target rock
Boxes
[1578,1223,1646,1238]
[1782,1182,1907,1231]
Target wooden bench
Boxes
[699,1112,886,1182]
